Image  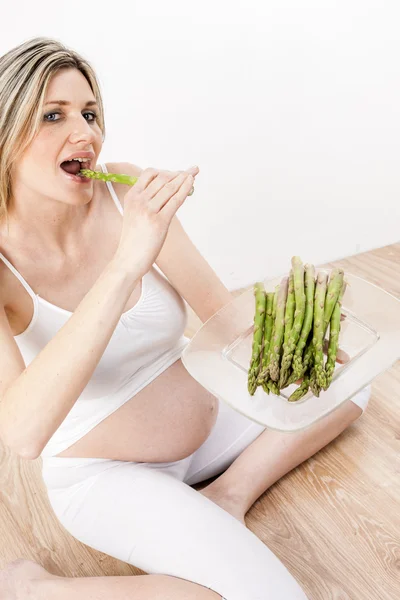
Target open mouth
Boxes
[60,158,92,176]
[60,158,92,175]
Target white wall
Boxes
[2,0,399,290]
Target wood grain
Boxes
[0,243,399,598]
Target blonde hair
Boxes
[0,36,106,224]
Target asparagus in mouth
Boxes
[79,168,195,196]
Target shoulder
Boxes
[100,162,143,210]
[105,161,143,178]
[0,236,14,310]
[0,252,19,313]
[0,258,8,309]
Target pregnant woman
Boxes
[0,37,371,600]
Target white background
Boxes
[1,0,399,290]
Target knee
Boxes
[349,384,372,418]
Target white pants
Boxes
[41,386,371,600]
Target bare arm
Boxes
[0,258,142,459]
[0,163,197,460]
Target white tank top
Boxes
[0,163,190,457]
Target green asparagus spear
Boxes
[279,272,295,388]
[292,264,316,379]
[80,168,139,186]
[294,269,344,384]
[323,268,344,334]
[281,370,296,388]
[285,327,315,386]
[257,288,278,383]
[261,380,270,395]
[285,371,299,387]
[296,335,315,378]
[267,379,280,396]
[313,271,328,389]
[269,277,289,382]
[248,283,267,395]
[309,366,321,397]
[257,293,274,383]
[290,273,345,396]
[288,371,311,402]
[323,281,347,390]
[279,257,306,387]
[283,270,295,346]
[307,268,343,392]
[80,168,195,196]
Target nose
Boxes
[68,116,98,145]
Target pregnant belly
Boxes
[56,359,220,462]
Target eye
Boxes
[43,111,98,122]
[43,112,61,122]
[84,111,98,122]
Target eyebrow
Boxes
[44,100,98,107]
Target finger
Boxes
[144,170,181,200]
[322,339,350,363]
[186,165,199,176]
[151,167,196,197]
[185,167,198,195]
[158,174,194,215]
[149,172,190,211]
[133,167,161,194]
[335,347,350,364]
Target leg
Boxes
[41,456,308,600]
[200,386,371,520]
[31,574,223,599]
[1,558,223,600]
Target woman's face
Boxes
[12,67,103,206]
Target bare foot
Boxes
[198,487,246,526]
[0,558,53,599]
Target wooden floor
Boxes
[0,243,399,599]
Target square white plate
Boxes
[181,269,400,432]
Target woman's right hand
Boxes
[114,165,199,275]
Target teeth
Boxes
[66,157,90,163]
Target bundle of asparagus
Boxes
[248,257,346,402]
[79,168,195,195]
